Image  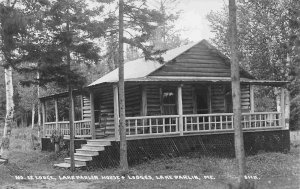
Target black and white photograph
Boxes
[0,0,299,188]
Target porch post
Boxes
[177,85,183,136]
[41,100,46,137]
[141,86,147,116]
[250,84,254,113]
[80,95,84,120]
[284,89,290,130]
[113,84,120,140]
[54,98,58,131]
[280,87,285,128]
[90,92,96,139]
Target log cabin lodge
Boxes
[40,40,290,168]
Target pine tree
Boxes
[113,0,165,172]
[149,0,189,51]
[19,0,111,171]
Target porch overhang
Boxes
[89,76,289,87]
[39,89,90,101]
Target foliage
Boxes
[148,0,190,51]
[207,0,300,130]
[16,0,111,89]
[104,0,166,66]
[50,130,64,145]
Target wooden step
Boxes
[95,131,115,135]
[76,149,99,156]
[87,140,111,146]
[74,153,94,161]
[81,144,105,151]
[64,158,87,166]
[54,162,85,168]
[0,158,7,165]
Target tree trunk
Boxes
[37,72,41,138]
[119,0,128,172]
[1,66,14,161]
[68,87,75,171]
[1,0,14,161]
[66,19,75,172]
[228,0,246,187]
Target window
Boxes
[161,88,177,115]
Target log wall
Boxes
[125,85,141,117]
[241,84,251,112]
[82,95,91,120]
[97,86,115,136]
[182,84,194,114]
[94,83,251,137]
[211,84,226,113]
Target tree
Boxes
[19,0,111,171]
[149,0,189,50]
[228,0,246,187]
[118,0,127,172]
[0,0,30,161]
[104,0,164,171]
[207,0,300,130]
[122,0,190,62]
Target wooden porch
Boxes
[41,83,290,141]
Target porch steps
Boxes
[65,157,88,166]
[53,162,85,168]
[95,129,115,138]
[53,139,113,169]
[0,158,7,165]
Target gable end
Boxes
[149,40,254,79]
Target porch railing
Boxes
[44,120,92,138]
[183,112,281,133]
[125,115,180,136]
[44,112,282,138]
[125,112,282,137]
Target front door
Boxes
[196,86,209,114]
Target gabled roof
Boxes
[89,42,199,86]
[88,39,254,87]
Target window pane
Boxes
[163,91,175,104]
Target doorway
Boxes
[196,86,209,114]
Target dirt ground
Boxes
[0,146,299,189]
[0,128,299,189]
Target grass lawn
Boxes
[0,128,299,189]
